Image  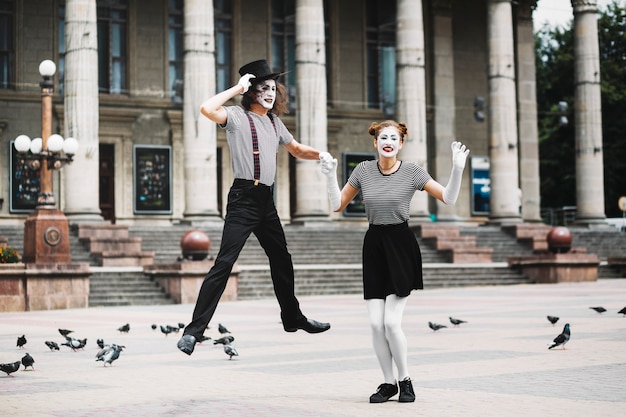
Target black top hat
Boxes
[238,59,282,81]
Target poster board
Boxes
[471,156,490,215]
[342,152,376,217]
[9,141,40,213]
[133,145,172,214]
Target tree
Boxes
[535,1,626,219]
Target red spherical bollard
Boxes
[180,230,211,261]
[546,226,572,254]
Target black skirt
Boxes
[362,221,423,299]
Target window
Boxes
[323,0,332,106]
[366,0,396,113]
[58,2,66,96]
[0,0,14,89]
[214,0,232,93]
[97,0,127,94]
[271,0,295,110]
[168,0,183,105]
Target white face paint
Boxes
[376,126,402,158]
[254,79,277,109]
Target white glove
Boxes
[442,141,470,205]
[237,73,256,94]
[451,141,469,170]
[319,152,341,211]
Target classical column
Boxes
[571,0,605,224]
[293,0,328,222]
[487,0,521,223]
[517,0,542,222]
[431,0,462,221]
[62,0,102,221]
[182,0,220,221]
[396,0,429,221]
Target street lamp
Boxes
[16,59,77,264]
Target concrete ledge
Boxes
[144,260,239,304]
[412,224,460,238]
[92,251,155,267]
[508,253,599,283]
[444,247,494,263]
[0,262,91,311]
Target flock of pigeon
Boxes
[1,320,240,377]
[2,305,624,377]
[427,306,626,351]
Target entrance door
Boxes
[99,144,115,222]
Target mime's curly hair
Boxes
[241,79,289,117]
[368,120,408,142]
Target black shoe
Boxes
[399,378,415,402]
[283,317,331,333]
[177,334,197,355]
[369,383,398,403]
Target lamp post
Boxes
[15,60,77,264]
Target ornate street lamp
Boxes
[15,60,77,264]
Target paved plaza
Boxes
[1,279,625,417]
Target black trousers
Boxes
[184,179,304,338]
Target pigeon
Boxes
[617,307,626,317]
[95,344,124,367]
[213,335,235,345]
[151,324,158,330]
[223,344,238,360]
[62,336,87,351]
[428,322,447,331]
[449,317,467,326]
[218,323,231,334]
[160,325,173,336]
[0,361,21,377]
[58,328,74,337]
[16,335,27,348]
[45,341,60,351]
[166,325,180,333]
[589,306,606,314]
[197,335,212,343]
[117,323,130,333]
[547,315,560,325]
[97,339,105,349]
[548,323,571,349]
[178,322,186,329]
[21,353,35,370]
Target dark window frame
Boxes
[271,0,296,111]
[366,0,396,112]
[214,0,232,93]
[0,0,15,89]
[97,0,128,95]
[168,0,184,105]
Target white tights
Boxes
[366,294,409,384]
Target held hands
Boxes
[237,73,256,94]
[451,141,470,170]
[319,152,337,178]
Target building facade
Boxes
[0,0,606,228]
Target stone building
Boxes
[0,0,606,229]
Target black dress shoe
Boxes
[177,334,197,355]
[283,317,330,333]
[369,383,398,403]
[398,377,415,402]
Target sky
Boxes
[533,0,621,30]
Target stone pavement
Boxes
[1,279,625,417]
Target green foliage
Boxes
[0,246,20,264]
[535,1,626,217]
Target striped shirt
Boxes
[222,106,294,186]
[348,160,432,225]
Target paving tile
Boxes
[1,279,625,417]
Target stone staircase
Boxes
[2,221,625,306]
[88,269,175,307]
